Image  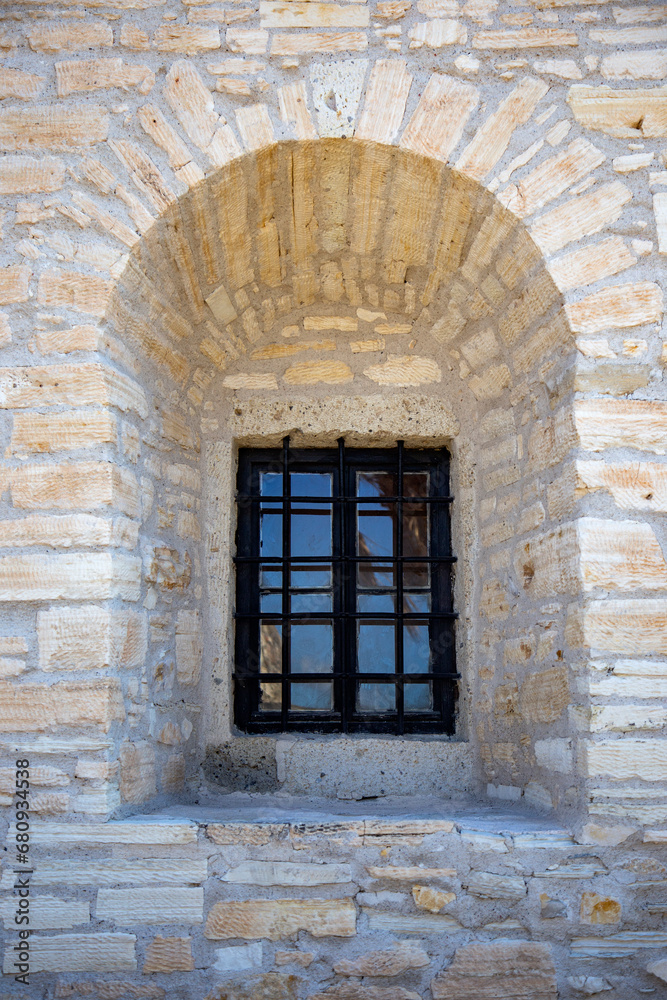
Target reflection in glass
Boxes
[291,682,333,712]
[358,683,395,712]
[404,473,429,589]
[357,472,396,589]
[259,622,282,710]
[291,623,333,674]
[404,623,430,673]
[358,622,394,674]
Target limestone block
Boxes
[22,857,206,887]
[568,85,667,137]
[574,399,667,455]
[176,609,202,684]
[334,940,430,976]
[580,892,621,925]
[520,667,569,724]
[531,181,631,255]
[37,269,112,317]
[473,28,577,48]
[364,355,440,386]
[570,933,667,958]
[587,739,667,781]
[284,360,353,385]
[647,960,667,983]
[0,553,141,602]
[270,32,368,55]
[27,23,113,52]
[0,514,137,551]
[400,73,478,162]
[15,821,197,845]
[366,866,456,879]
[535,738,573,774]
[11,462,140,517]
[205,899,356,939]
[499,138,605,218]
[208,823,287,845]
[579,517,667,591]
[2,933,136,974]
[154,26,221,51]
[412,886,456,912]
[0,895,89,930]
[109,140,176,214]
[214,942,263,971]
[0,155,64,194]
[164,59,220,151]
[137,103,194,171]
[431,941,557,1000]
[143,936,194,973]
[304,316,357,331]
[566,282,663,333]
[55,59,154,98]
[0,678,123,732]
[568,599,667,654]
[261,2,369,27]
[97,888,203,926]
[548,236,636,292]
[578,823,635,847]
[356,59,412,144]
[0,264,30,305]
[464,872,526,900]
[363,909,464,934]
[312,988,420,1000]
[0,106,109,151]
[120,741,156,804]
[0,66,44,102]
[278,81,317,140]
[38,607,147,671]
[222,861,352,886]
[456,76,548,181]
[408,19,467,47]
[226,28,269,53]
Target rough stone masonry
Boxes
[0,0,667,994]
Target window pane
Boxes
[291,682,333,712]
[291,623,333,674]
[291,592,332,613]
[260,682,281,711]
[260,622,281,673]
[404,622,430,673]
[260,592,281,613]
[358,593,395,613]
[403,473,429,589]
[358,622,394,675]
[357,472,396,589]
[358,684,396,712]
[405,684,431,712]
[260,472,282,497]
[291,564,332,589]
[260,512,282,559]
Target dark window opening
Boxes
[234,439,458,734]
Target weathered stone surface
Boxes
[431,941,557,999]
[0,364,146,416]
[142,936,194,973]
[222,861,351,886]
[0,678,123,732]
[0,106,109,150]
[464,872,526,900]
[334,940,430,976]
[2,933,136,974]
[568,85,667,137]
[97,888,203,926]
[205,973,301,1000]
[0,895,89,930]
[14,821,196,846]
[0,553,140,602]
[580,892,621,925]
[205,899,356,939]
[311,988,420,1000]
[363,909,464,934]
[120,741,156,804]
[412,886,456,912]
[574,400,667,455]
[38,607,146,672]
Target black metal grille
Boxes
[234,439,457,734]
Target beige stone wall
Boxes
[0,0,666,835]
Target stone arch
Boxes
[98,136,589,816]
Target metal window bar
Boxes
[234,441,457,734]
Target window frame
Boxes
[233,439,458,735]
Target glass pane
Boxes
[405,683,431,712]
[260,567,282,588]
[403,592,430,614]
[260,512,282,559]
[403,473,429,589]
[260,622,281,673]
[260,592,282,613]
[358,623,394,674]
[260,472,283,498]
[291,623,333,674]
[358,683,395,712]
[357,472,396,589]
[291,564,332,589]
[291,472,332,498]
[260,682,281,711]
[358,593,395,613]
[291,472,332,559]
[291,592,332,613]
[404,622,430,673]
[290,682,333,712]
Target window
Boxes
[234,439,457,735]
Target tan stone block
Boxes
[251,340,336,360]
[567,281,663,334]
[270,32,367,55]
[579,517,667,591]
[0,765,68,792]
[261,1,369,26]
[175,609,202,684]
[11,462,140,517]
[0,893,87,929]
[400,73,478,162]
[334,940,430,977]
[591,25,667,46]
[602,50,667,82]
[0,106,109,151]
[464,872,526,900]
[27,23,113,52]
[226,28,269,53]
[38,606,146,671]
[473,27,577,48]
[304,316,357,331]
[364,355,440,386]
[137,103,194,171]
[143,936,194,973]
[13,821,196,846]
[0,264,30,304]
[278,81,317,140]
[207,823,287,845]
[9,410,117,456]
[284,360,353,385]
[356,59,412,144]
[98,887,203,926]
[520,666,569,723]
[456,76,548,180]
[275,951,314,967]
[576,360,650,393]
[55,58,154,98]
[0,678,124,732]
[161,753,185,793]
[120,741,156,804]
[24,857,206,887]
[236,103,274,150]
[311,988,420,1000]
[576,460,667,512]
[37,269,112,317]
[364,909,462,936]
[408,19,467,47]
[120,23,150,49]
[568,599,667,654]
[2,933,136,974]
[164,59,220,152]
[568,84,667,138]
[0,553,140,602]
[432,942,556,999]
[531,181,632,255]
[222,861,352,886]
[588,739,667,782]
[499,138,605,217]
[548,236,636,292]
[205,899,356,940]
[574,399,667,454]
[412,886,456,912]
[0,65,45,100]
[154,25,220,52]
[0,156,65,199]
[0,514,138,550]
[468,363,512,400]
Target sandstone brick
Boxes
[499,138,605,218]
[55,59,155,98]
[37,269,112,317]
[261,2,369,27]
[363,355,440,386]
[0,264,30,304]
[334,941,430,977]
[0,894,87,929]
[311,988,420,1000]
[9,410,117,456]
[566,282,663,333]
[175,609,202,684]
[2,933,136,974]
[38,607,147,671]
[568,84,667,138]
[165,59,221,153]
[236,103,274,150]
[574,399,667,454]
[431,941,557,1000]
[576,460,667,512]
[10,462,141,517]
[473,27,577,48]
[548,236,636,292]
[567,600,667,654]
[120,741,156,804]
[278,81,317,140]
[24,857,206,887]
[226,28,269,53]
[137,103,194,171]
[284,360,353,385]
[19,821,197,846]
[587,739,667,782]
[0,553,140,602]
[0,514,137,550]
[408,19,467,47]
[143,936,194,973]
[97,888,203,925]
[0,106,109,151]
[0,678,124,732]
[161,753,185,793]
[222,861,352,886]
[0,66,45,100]
[0,364,147,416]
[27,23,113,53]
[531,181,632,255]
[464,872,526,900]
[400,73,478,162]
[120,23,150,50]
[520,666,569,723]
[155,25,220,51]
[205,899,356,939]
[356,59,412,144]
[412,886,456,912]
[602,50,667,82]
[270,32,367,55]
[575,360,651,394]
